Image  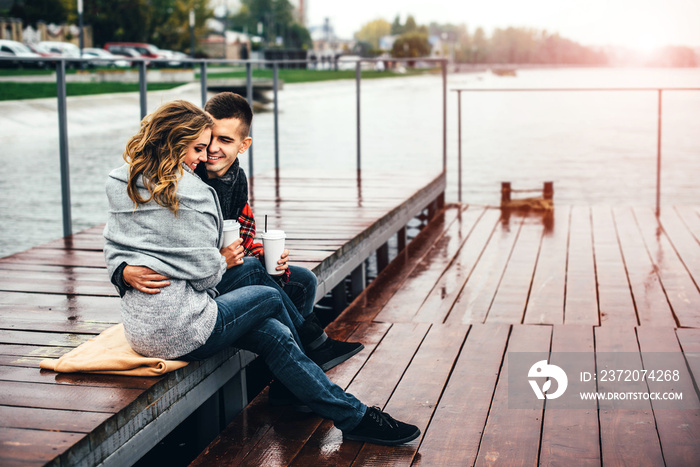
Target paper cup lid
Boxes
[223,220,240,229]
[261,229,285,239]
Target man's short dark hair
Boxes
[204,92,253,136]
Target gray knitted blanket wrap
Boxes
[103,164,226,359]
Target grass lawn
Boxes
[199,67,433,83]
[0,66,436,101]
[0,82,187,101]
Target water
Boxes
[1,67,699,258]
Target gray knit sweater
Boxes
[103,164,227,359]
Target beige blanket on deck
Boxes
[40,323,188,377]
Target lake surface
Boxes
[1,67,699,257]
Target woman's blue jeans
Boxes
[215,257,317,330]
[182,258,365,431]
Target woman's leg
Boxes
[216,257,305,329]
[215,258,363,371]
[235,317,366,431]
[183,285,366,431]
[183,285,302,360]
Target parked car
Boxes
[39,41,82,67]
[0,39,45,68]
[104,42,168,66]
[39,41,80,59]
[26,42,62,66]
[81,48,130,68]
[158,49,190,68]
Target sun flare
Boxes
[633,33,663,54]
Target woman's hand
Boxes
[276,249,290,273]
[221,237,245,269]
[123,265,170,294]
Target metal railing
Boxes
[452,87,700,215]
[1,55,447,237]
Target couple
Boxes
[103,93,420,446]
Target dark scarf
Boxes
[195,158,248,220]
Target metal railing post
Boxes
[356,60,361,173]
[138,61,147,119]
[442,59,447,172]
[246,61,254,177]
[56,60,72,236]
[457,90,462,203]
[200,61,208,107]
[273,62,280,169]
[656,89,662,217]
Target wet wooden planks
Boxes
[193,203,700,466]
[372,205,700,328]
[196,322,699,466]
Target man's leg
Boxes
[283,265,317,319]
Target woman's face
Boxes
[183,128,212,171]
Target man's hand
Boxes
[123,265,170,294]
[276,249,290,273]
[221,237,245,269]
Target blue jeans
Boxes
[182,284,366,431]
[215,257,317,330]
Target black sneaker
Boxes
[308,338,365,371]
[268,380,312,413]
[343,406,421,446]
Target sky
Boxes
[302,0,700,50]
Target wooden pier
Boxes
[192,204,700,466]
[0,169,445,466]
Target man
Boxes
[113,92,363,372]
[110,92,420,446]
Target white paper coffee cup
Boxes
[261,230,286,276]
[222,220,241,248]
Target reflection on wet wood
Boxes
[196,203,700,466]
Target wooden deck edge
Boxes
[312,172,446,302]
[60,348,256,467]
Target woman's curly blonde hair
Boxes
[123,100,213,214]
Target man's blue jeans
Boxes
[182,259,366,431]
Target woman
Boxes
[103,100,420,446]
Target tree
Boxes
[472,27,488,63]
[85,0,152,45]
[391,32,431,59]
[10,0,67,26]
[230,0,310,49]
[390,15,403,35]
[404,15,417,33]
[354,18,391,50]
[149,0,211,53]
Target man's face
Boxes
[206,117,251,178]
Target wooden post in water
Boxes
[377,242,389,273]
[332,282,346,314]
[501,182,511,204]
[544,181,554,200]
[397,226,407,252]
[350,263,366,299]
